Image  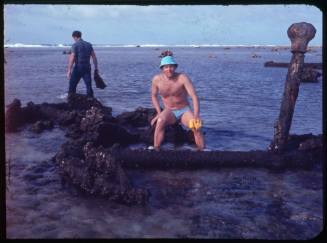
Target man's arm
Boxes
[151,77,161,114]
[151,77,162,126]
[91,51,98,70]
[183,74,200,118]
[67,53,75,80]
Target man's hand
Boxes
[67,69,72,80]
[194,113,202,124]
[189,117,203,131]
[67,52,75,80]
[151,114,159,126]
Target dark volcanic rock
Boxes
[5,94,192,147]
[23,102,46,123]
[79,106,139,147]
[300,68,321,83]
[5,94,113,133]
[56,142,149,205]
[116,106,156,127]
[5,94,192,204]
[138,123,194,146]
[56,139,85,160]
[5,99,23,132]
[297,134,323,151]
[67,93,105,111]
[283,134,322,151]
[5,99,46,132]
[8,94,323,205]
[65,124,84,139]
[30,120,54,133]
[117,107,193,145]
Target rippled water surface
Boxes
[5,47,323,239]
[5,46,322,150]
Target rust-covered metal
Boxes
[270,22,316,151]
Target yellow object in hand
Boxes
[189,118,202,130]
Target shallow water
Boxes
[5,46,323,239]
[4,46,323,150]
[5,129,323,239]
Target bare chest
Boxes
[158,80,186,98]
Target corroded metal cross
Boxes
[270,22,316,151]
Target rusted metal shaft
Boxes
[113,147,321,171]
[264,61,322,69]
[271,22,316,151]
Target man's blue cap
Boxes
[160,55,178,68]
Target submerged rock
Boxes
[116,107,193,145]
[6,94,323,205]
[116,106,156,127]
[56,141,149,205]
[251,53,261,58]
[5,93,192,146]
[300,68,321,83]
[5,94,110,133]
[30,120,54,133]
[79,106,139,147]
[5,94,193,204]
[5,99,23,132]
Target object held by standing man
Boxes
[94,69,107,89]
[67,30,99,98]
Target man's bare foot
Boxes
[148,146,160,151]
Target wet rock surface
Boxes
[5,99,24,132]
[30,120,54,133]
[56,142,149,205]
[5,94,192,146]
[5,94,323,205]
[5,94,193,204]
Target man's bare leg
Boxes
[153,109,176,150]
[193,129,205,150]
[181,111,205,150]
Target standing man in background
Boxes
[67,30,98,98]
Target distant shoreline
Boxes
[4,43,323,48]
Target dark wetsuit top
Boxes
[71,39,94,68]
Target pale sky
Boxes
[4,4,323,46]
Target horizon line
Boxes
[4,43,323,48]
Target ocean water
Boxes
[4,46,323,239]
[4,46,322,150]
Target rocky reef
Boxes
[5,94,323,205]
[55,141,150,205]
[5,94,193,205]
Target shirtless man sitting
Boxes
[150,51,205,151]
